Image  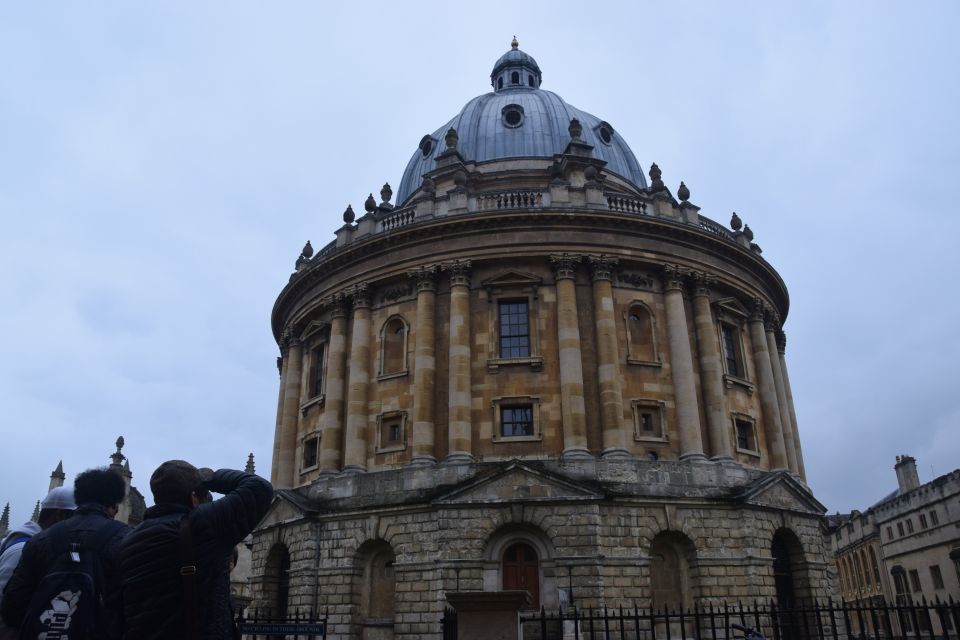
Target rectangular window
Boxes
[897,522,905,537]
[930,565,944,590]
[720,324,743,378]
[377,412,407,452]
[919,513,928,529]
[886,526,894,540]
[499,301,530,358]
[735,418,757,452]
[909,568,922,592]
[302,436,319,469]
[930,510,939,526]
[309,344,326,398]
[501,405,534,437]
[906,519,914,534]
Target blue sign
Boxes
[238,622,326,635]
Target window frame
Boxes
[631,398,667,443]
[713,299,754,393]
[929,510,939,526]
[377,315,410,381]
[930,564,944,590]
[298,321,330,413]
[300,432,320,472]
[375,410,408,454]
[492,395,542,443]
[623,300,662,367]
[732,413,760,457]
[483,271,543,372]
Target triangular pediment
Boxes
[299,320,330,342]
[713,297,749,319]
[256,490,313,530]
[735,471,826,515]
[481,270,542,290]
[434,461,602,505]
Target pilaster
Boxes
[550,253,591,459]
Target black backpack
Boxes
[18,520,124,640]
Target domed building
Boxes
[251,40,832,639]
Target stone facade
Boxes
[252,41,832,639]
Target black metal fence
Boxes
[516,598,960,640]
[236,607,327,639]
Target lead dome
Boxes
[397,41,647,204]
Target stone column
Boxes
[690,272,732,460]
[270,347,288,486]
[444,260,473,463]
[343,284,372,473]
[662,265,705,461]
[748,299,788,470]
[409,265,439,465]
[319,294,349,474]
[276,333,303,488]
[588,255,628,458]
[766,314,799,474]
[551,254,590,459]
[777,331,806,480]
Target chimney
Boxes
[895,455,920,494]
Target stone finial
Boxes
[245,453,256,474]
[364,193,377,213]
[31,500,40,522]
[648,163,665,192]
[301,240,313,259]
[343,204,355,224]
[730,211,742,231]
[380,182,393,205]
[568,118,583,140]
[445,127,459,150]
[122,459,132,478]
[0,502,9,537]
[453,169,467,187]
[743,224,754,241]
[677,181,690,202]
[422,176,436,194]
[511,35,519,50]
[110,436,125,467]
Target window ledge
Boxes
[300,464,319,474]
[493,434,543,443]
[300,395,325,415]
[735,446,761,458]
[723,374,755,394]
[635,435,669,444]
[377,370,409,382]
[487,356,543,373]
[627,357,662,368]
[376,443,406,454]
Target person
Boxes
[0,487,77,640]
[1,468,129,639]
[120,461,272,640]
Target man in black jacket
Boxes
[120,461,272,640]
[1,467,130,639]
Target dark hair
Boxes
[150,460,201,507]
[74,467,127,508]
[37,508,72,528]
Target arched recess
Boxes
[771,528,813,607]
[379,315,409,377]
[648,531,698,610]
[353,539,397,639]
[482,524,556,610]
[868,546,881,590]
[625,301,659,365]
[263,542,291,617]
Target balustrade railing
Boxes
[607,194,647,214]
[476,190,543,210]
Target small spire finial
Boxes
[1,502,10,536]
[246,453,256,474]
[511,36,519,50]
[110,436,126,467]
[31,500,40,522]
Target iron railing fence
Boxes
[515,598,960,640]
[236,607,327,640]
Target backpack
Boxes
[18,520,124,640]
[0,534,31,556]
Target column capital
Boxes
[661,264,687,292]
[750,297,769,322]
[348,282,371,309]
[279,326,302,354]
[587,254,619,282]
[764,309,781,332]
[776,330,787,354]
[550,253,582,280]
[322,291,349,319]
[442,259,472,288]
[689,271,715,297]
[408,264,440,292]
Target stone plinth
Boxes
[446,591,532,640]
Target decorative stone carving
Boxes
[677,181,690,202]
[618,272,654,289]
[408,265,440,292]
[343,204,355,224]
[690,271,715,297]
[349,283,371,308]
[275,356,282,375]
[549,253,581,280]
[301,240,314,259]
[660,264,686,291]
[379,284,413,304]
[453,169,467,187]
[422,176,435,194]
[445,127,459,150]
[743,224,754,241]
[364,193,377,213]
[568,118,583,140]
[649,163,665,192]
[730,211,742,231]
[443,259,472,287]
[776,330,787,354]
[587,254,618,281]
[751,297,767,321]
[380,182,393,205]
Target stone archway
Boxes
[354,540,396,640]
[648,531,698,610]
[263,542,291,618]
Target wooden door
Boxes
[502,542,539,608]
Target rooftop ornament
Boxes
[743,224,754,241]
[364,193,377,213]
[445,127,459,150]
[730,212,742,231]
[380,182,393,205]
[677,181,690,203]
[301,240,313,259]
[568,118,583,141]
[343,204,355,224]
[648,163,665,192]
[511,35,519,50]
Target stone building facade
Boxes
[829,455,960,635]
[251,40,833,639]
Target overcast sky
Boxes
[1,2,958,524]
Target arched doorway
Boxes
[355,540,396,640]
[771,529,812,640]
[502,542,540,608]
[263,543,291,618]
[649,531,698,611]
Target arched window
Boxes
[854,552,865,590]
[511,71,519,84]
[869,547,881,588]
[772,528,812,614]
[502,542,539,608]
[264,543,290,617]
[649,532,697,610]
[379,316,408,377]
[626,302,658,364]
[528,74,535,87]
[497,77,503,90]
[355,540,396,633]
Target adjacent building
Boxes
[251,40,834,639]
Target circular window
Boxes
[598,121,615,144]
[501,104,524,128]
[419,135,433,157]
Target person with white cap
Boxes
[0,486,76,639]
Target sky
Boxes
[1,2,958,524]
